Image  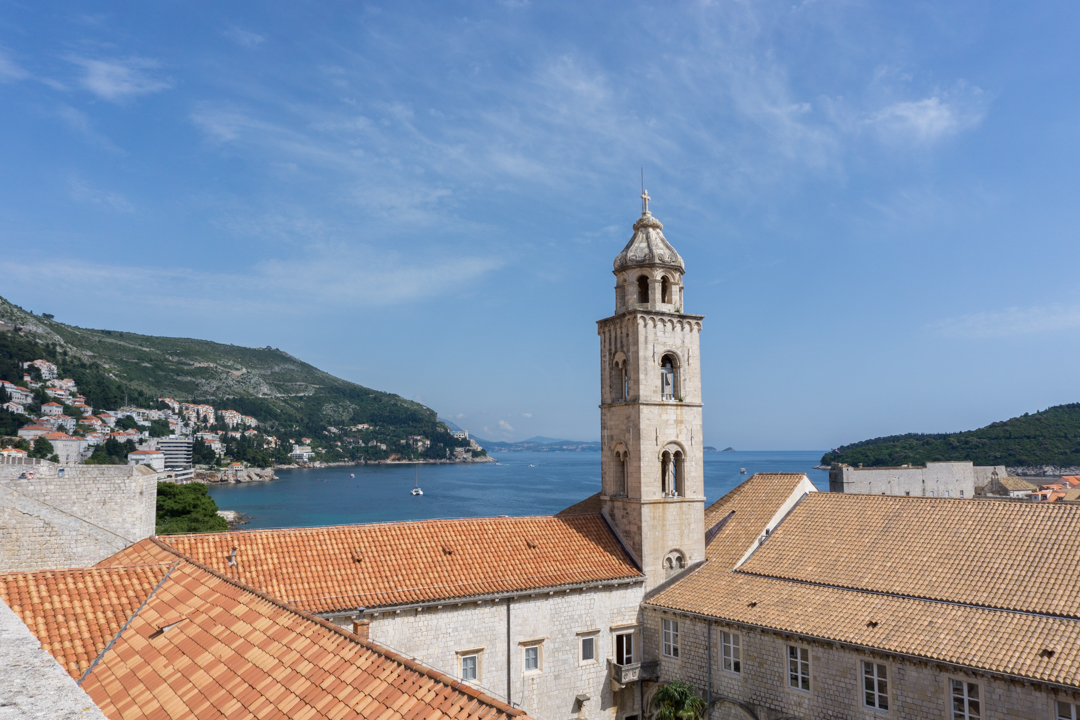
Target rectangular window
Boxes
[787,645,810,692]
[461,655,477,681]
[662,619,679,659]
[950,679,980,719]
[524,645,540,672]
[581,636,596,663]
[1058,701,1078,720]
[863,661,888,710]
[721,631,741,673]
[615,632,634,665]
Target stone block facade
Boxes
[645,607,1080,720]
[0,458,157,572]
[828,461,1007,499]
[330,581,646,720]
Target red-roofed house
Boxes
[41,432,88,464]
[16,424,51,440]
[40,401,63,417]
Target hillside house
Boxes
[40,402,63,416]
[127,449,165,472]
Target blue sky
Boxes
[2,1,1079,449]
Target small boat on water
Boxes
[350,473,355,478]
[740,468,747,474]
[411,467,423,496]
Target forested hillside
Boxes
[0,296,469,462]
[821,404,1080,468]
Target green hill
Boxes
[821,403,1080,468]
[0,296,469,462]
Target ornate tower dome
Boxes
[613,191,684,272]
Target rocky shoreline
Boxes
[195,468,278,484]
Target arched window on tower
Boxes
[661,276,670,304]
[660,354,677,401]
[661,450,671,496]
[612,448,629,497]
[611,354,628,401]
[663,550,687,579]
[672,450,683,497]
[637,275,650,304]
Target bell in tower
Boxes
[597,190,706,592]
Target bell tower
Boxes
[597,191,705,592]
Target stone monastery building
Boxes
[4,194,1080,720]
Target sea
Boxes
[207,450,829,530]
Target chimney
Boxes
[352,619,370,639]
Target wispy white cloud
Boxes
[498,419,514,431]
[57,105,124,153]
[521,413,532,418]
[0,47,29,82]
[68,176,135,212]
[869,90,985,144]
[5,244,501,316]
[223,28,266,49]
[931,305,1080,339]
[69,56,171,102]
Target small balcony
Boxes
[610,659,659,685]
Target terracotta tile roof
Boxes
[650,486,1080,687]
[0,563,172,678]
[648,569,1080,688]
[998,476,1038,492]
[4,561,529,720]
[97,541,179,568]
[555,492,602,517]
[702,473,810,570]
[108,516,641,613]
[739,492,1080,617]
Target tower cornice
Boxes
[597,310,705,327]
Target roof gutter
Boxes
[345,576,645,617]
[646,604,1080,694]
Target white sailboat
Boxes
[411,466,423,495]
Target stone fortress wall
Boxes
[828,461,1008,498]
[644,607,1072,720]
[336,581,646,720]
[0,457,158,572]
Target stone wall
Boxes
[332,581,646,720]
[645,607,1080,720]
[0,597,108,720]
[0,458,157,572]
[828,461,1007,498]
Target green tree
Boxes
[149,418,171,437]
[155,482,228,534]
[28,436,54,459]
[652,681,706,720]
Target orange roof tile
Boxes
[0,563,173,678]
[110,515,641,613]
[4,561,530,720]
[648,568,1080,688]
[702,473,810,570]
[739,492,1080,617]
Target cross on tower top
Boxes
[641,189,651,215]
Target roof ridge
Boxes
[146,538,529,717]
[158,512,581,539]
[77,561,179,685]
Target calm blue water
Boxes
[207,451,828,529]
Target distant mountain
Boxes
[474,437,601,452]
[822,403,1080,468]
[0,296,468,459]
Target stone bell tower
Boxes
[597,190,705,592]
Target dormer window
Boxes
[637,275,650,304]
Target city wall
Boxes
[0,458,157,572]
[828,461,1007,498]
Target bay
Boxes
[207,451,828,530]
